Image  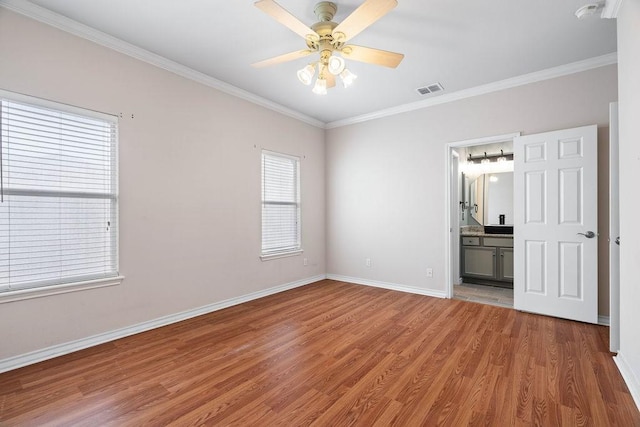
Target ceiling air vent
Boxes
[416,83,444,96]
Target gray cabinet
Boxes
[462,246,496,278]
[461,236,513,287]
[498,248,514,281]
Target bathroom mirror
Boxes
[468,174,484,224]
[484,172,513,225]
[464,172,513,226]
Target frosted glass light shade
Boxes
[327,56,346,75]
[340,69,357,88]
[297,64,315,85]
[312,78,327,95]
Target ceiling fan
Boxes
[252,0,404,95]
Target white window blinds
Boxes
[0,95,118,293]
[261,151,300,256]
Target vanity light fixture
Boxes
[466,150,514,164]
[462,149,514,173]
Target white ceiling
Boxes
[21,0,617,124]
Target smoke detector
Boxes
[575,2,605,19]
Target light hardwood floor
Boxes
[1,279,638,425]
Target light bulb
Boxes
[297,64,315,86]
[497,149,507,162]
[312,78,327,95]
[340,69,357,88]
[327,56,346,75]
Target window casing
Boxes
[0,91,120,300]
[261,151,301,259]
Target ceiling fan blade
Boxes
[255,0,319,41]
[252,49,314,68]
[340,45,404,68]
[332,0,398,43]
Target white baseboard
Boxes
[326,274,447,299]
[614,352,640,411]
[0,274,326,374]
[598,315,610,326]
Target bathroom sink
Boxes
[484,225,513,235]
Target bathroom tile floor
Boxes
[454,282,514,308]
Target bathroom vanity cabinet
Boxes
[461,235,513,287]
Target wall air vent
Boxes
[416,82,444,96]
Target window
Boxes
[261,151,301,259]
[0,92,120,301]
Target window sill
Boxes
[0,276,125,304]
[260,249,303,261]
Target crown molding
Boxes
[326,52,618,129]
[601,0,624,18]
[0,0,325,129]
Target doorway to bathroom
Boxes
[445,133,519,309]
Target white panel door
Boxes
[514,125,598,324]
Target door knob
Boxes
[615,236,620,245]
[577,231,596,238]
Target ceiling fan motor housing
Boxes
[309,19,342,52]
[314,2,337,21]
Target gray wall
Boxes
[326,65,617,315]
[0,10,326,360]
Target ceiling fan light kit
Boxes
[312,77,328,95]
[327,55,346,75]
[340,69,358,87]
[252,0,404,95]
[297,64,316,85]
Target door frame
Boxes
[450,149,461,291]
[609,102,620,350]
[444,132,520,299]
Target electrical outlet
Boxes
[426,268,433,278]
[365,258,371,267]
[303,258,308,266]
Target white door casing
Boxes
[609,102,620,351]
[514,125,598,324]
[451,150,461,287]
